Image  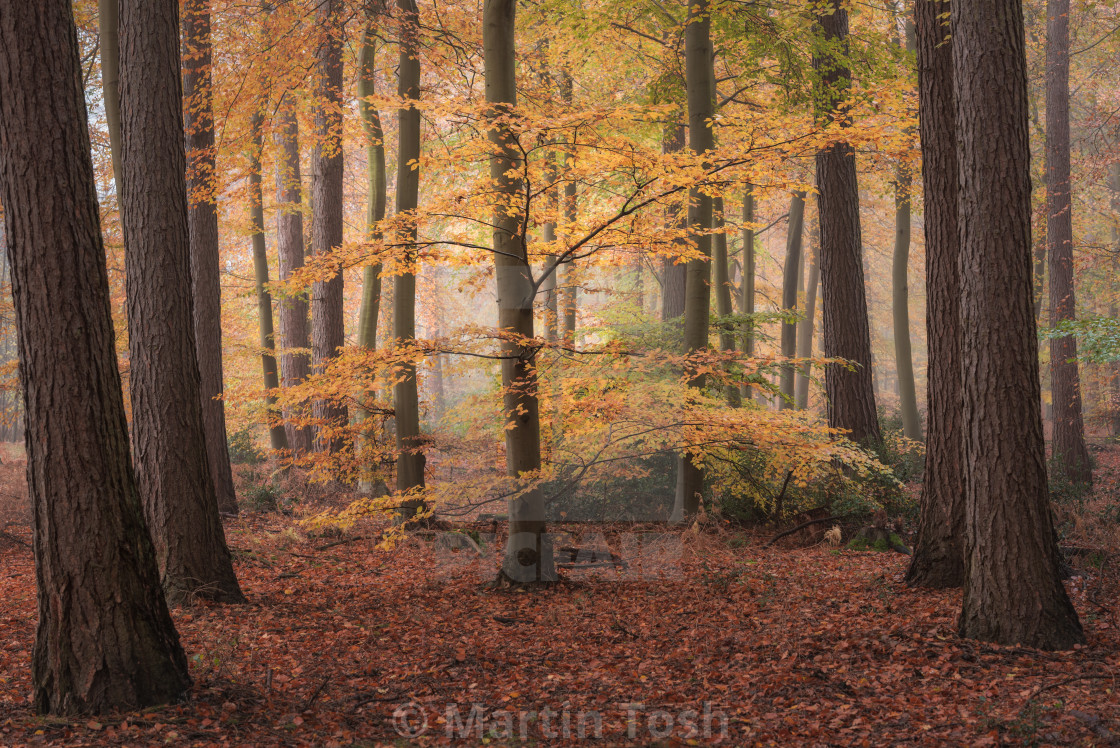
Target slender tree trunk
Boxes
[119,0,244,604]
[954,0,1084,648]
[906,0,965,590]
[740,187,756,401]
[713,196,740,407]
[274,102,314,456]
[779,191,805,409]
[1046,0,1092,485]
[0,0,192,713]
[672,0,714,522]
[893,169,922,440]
[357,8,387,492]
[250,113,288,451]
[394,0,426,500]
[1110,162,1120,435]
[795,219,820,410]
[183,0,237,514]
[98,0,123,199]
[559,70,578,345]
[813,0,881,446]
[661,122,688,321]
[310,0,348,456]
[484,0,555,582]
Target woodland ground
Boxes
[0,445,1117,746]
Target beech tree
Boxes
[0,0,191,712]
[779,191,806,409]
[119,0,244,604]
[906,0,964,590]
[953,0,1083,648]
[813,0,881,446]
[1045,0,1092,485]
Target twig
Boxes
[302,675,331,710]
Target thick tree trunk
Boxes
[183,0,237,514]
[672,0,715,522]
[394,0,426,500]
[814,0,881,446]
[357,10,386,492]
[119,0,244,604]
[795,219,820,410]
[779,191,805,410]
[1045,0,1092,485]
[0,0,192,713]
[250,113,288,452]
[661,122,688,321]
[712,196,740,407]
[310,0,348,456]
[906,0,965,590]
[484,0,555,583]
[274,102,314,456]
[954,0,1083,648]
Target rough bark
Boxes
[250,112,288,452]
[183,0,237,514]
[0,0,192,713]
[795,218,820,410]
[813,0,881,446]
[1045,0,1092,486]
[779,191,805,410]
[394,0,426,499]
[310,0,348,456]
[484,0,555,582]
[274,101,314,456]
[954,0,1084,648]
[119,0,244,604]
[906,0,965,590]
[672,0,714,522]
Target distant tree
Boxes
[813,0,881,446]
[119,0,245,603]
[906,0,964,590]
[1045,0,1092,485]
[0,0,191,712]
[953,0,1083,648]
[779,191,806,410]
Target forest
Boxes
[0,0,1118,744]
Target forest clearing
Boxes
[1,0,1120,744]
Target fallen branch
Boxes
[766,516,840,547]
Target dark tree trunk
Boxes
[250,113,288,452]
[183,0,237,514]
[1045,0,1092,485]
[274,101,314,456]
[310,0,348,456]
[660,121,687,321]
[0,0,192,714]
[906,0,965,590]
[954,0,1084,649]
[484,0,555,583]
[779,191,806,409]
[813,0,881,446]
[119,0,245,604]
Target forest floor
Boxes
[0,446,1118,746]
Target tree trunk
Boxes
[119,0,245,604]
[1110,162,1120,435]
[906,0,965,590]
[795,219,820,410]
[661,122,688,321]
[0,0,192,714]
[740,187,756,402]
[813,0,881,446]
[779,191,805,410]
[98,0,123,199]
[559,70,578,345]
[672,0,714,522]
[357,8,387,492]
[310,0,348,456]
[250,113,288,452]
[274,101,314,456]
[954,0,1084,649]
[183,0,237,514]
[893,169,922,441]
[484,0,555,583]
[1045,0,1092,486]
[394,0,426,500]
[712,196,739,407]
